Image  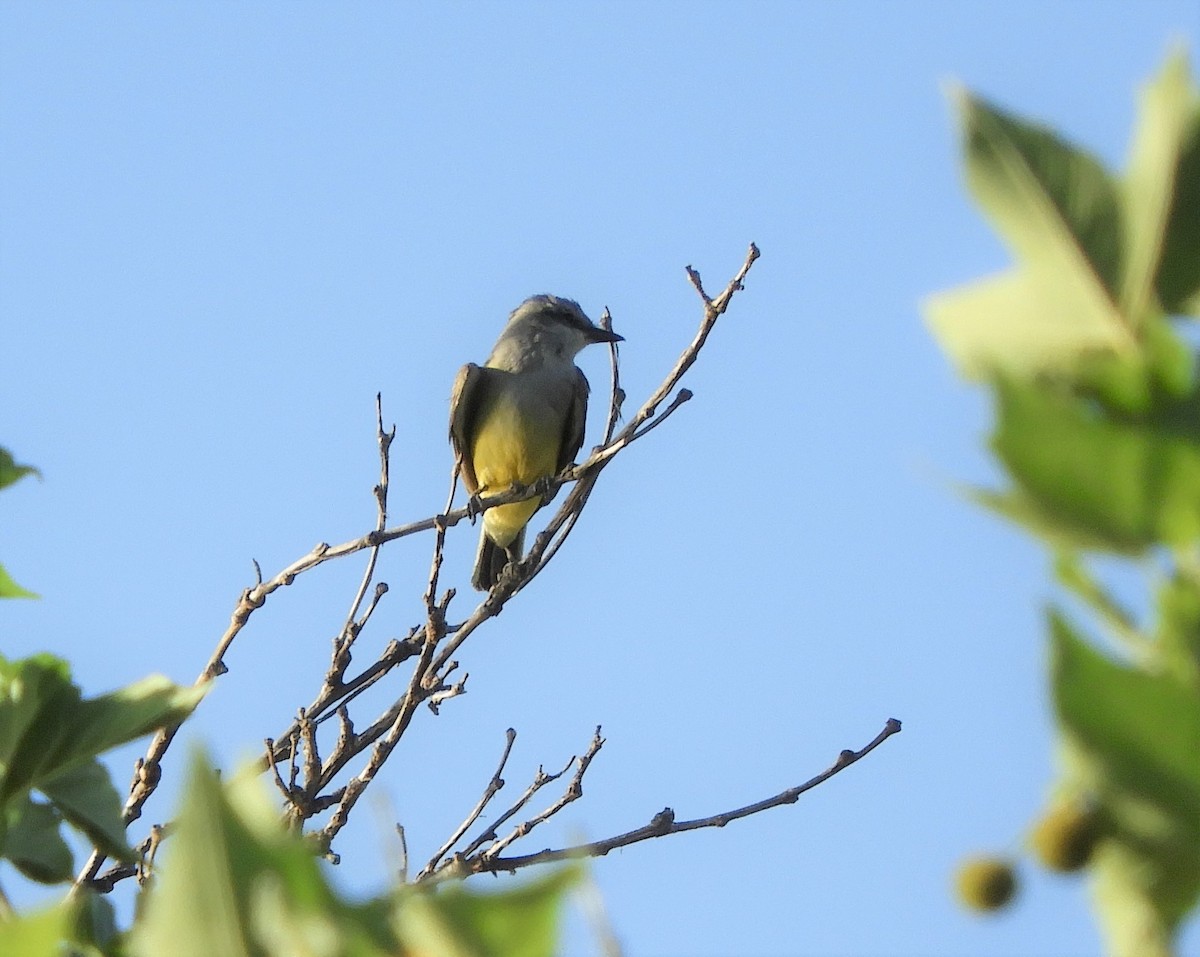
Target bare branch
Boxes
[428,718,900,881]
[599,306,624,446]
[417,728,518,880]
[481,727,605,862]
[81,246,762,891]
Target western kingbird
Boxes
[449,295,622,591]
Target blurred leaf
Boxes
[3,795,73,883]
[0,448,40,490]
[925,87,1135,380]
[132,751,253,957]
[131,750,396,957]
[0,561,38,599]
[926,268,1129,380]
[992,380,1200,551]
[41,759,133,862]
[1122,49,1200,321]
[927,56,1200,381]
[72,890,118,955]
[1052,610,1200,927]
[1053,552,1147,656]
[968,486,1144,553]
[0,655,206,880]
[60,674,209,778]
[1158,111,1200,317]
[1073,314,1194,414]
[0,449,42,599]
[957,87,1124,302]
[0,656,207,802]
[0,903,73,957]
[397,868,580,957]
[132,749,578,957]
[1152,571,1200,688]
[0,654,76,785]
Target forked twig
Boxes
[419,719,901,883]
[78,246,805,895]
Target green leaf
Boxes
[957,87,1125,302]
[0,656,207,802]
[0,654,205,880]
[932,83,1138,380]
[927,59,1200,381]
[41,759,133,862]
[968,486,1144,554]
[925,268,1131,380]
[3,795,73,883]
[1121,49,1200,322]
[1051,610,1200,927]
[1158,113,1200,317]
[1073,314,1194,414]
[0,903,73,957]
[132,753,253,957]
[0,448,42,599]
[1152,571,1200,688]
[0,561,38,600]
[992,380,1200,551]
[131,750,397,957]
[0,448,40,491]
[1053,552,1148,657]
[397,868,580,957]
[72,890,117,954]
[60,674,209,777]
[0,654,77,787]
[1135,50,1200,319]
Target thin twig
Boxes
[83,245,762,891]
[600,307,624,446]
[481,727,605,861]
[426,718,900,882]
[458,753,580,861]
[333,395,395,673]
[417,728,518,880]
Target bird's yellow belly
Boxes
[471,395,560,547]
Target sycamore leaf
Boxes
[1051,611,1200,927]
[0,562,37,600]
[967,486,1145,554]
[926,268,1129,380]
[927,56,1200,379]
[0,657,206,801]
[1121,49,1200,321]
[991,380,1200,552]
[0,448,40,491]
[41,759,133,862]
[0,654,205,880]
[2,796,73,883]
[1135,51,1200,318]
[956,87,1125,301]
[1153,572,1200,688]
[0,903,73,957]
[131,750,395,957]
[397,868,580,957]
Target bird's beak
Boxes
[588,326,624,344]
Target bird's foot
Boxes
[466,493,484,522]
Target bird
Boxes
[449,295,622,590]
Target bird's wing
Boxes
[557,367,591,474]
[449,362,484,494]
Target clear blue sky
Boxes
[4,3,1199,955]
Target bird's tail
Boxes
[472,527,525,591]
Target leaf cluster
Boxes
[4,749,580,957]
[926,49,1200,954]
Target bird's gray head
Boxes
[495,294,622,367]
